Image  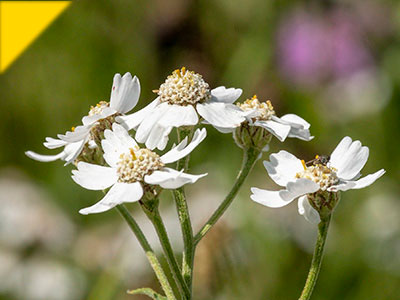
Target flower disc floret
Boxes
[89,101,110,116]
[158,67,211,105]
[295,161,339,191]
[237,95,275,121]
[117,148,164,183]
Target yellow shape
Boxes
[0,1,71,73]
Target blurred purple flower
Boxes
[277,9,373,86]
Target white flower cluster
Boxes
[26,68,384,223]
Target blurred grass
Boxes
[0,0,399,299]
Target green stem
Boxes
[115,205,176,300]
[173,187,193,288]
[193,147,260,245]
[299,214,332,300]
[144,205,191,299]
[173,128,195,291]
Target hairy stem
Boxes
[299,214,332,300]
[194,147,260,245]
[144,204,191,299]
[116,205,176,300]
[173,128,195,291]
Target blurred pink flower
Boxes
[277,9,374,86]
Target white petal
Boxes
[79,182,143,215]
[82,114,103,126]
[251,188,291,208]
[250,179,320,208]
[298,195,321,224]
[25,150,66,162]
[210,86,242,104]
[144,167,207,189]
[330,137,369,180]
[161,128,207,164]
[43,137,67,149]
[156,126,173,151]
[328,169,385,192]
[58,125,90,143]
[102,123,138,167]
[72,162,117,190]
[135,103,169,143]
[63,140,86,165]
[208,125,235,133]
[196,102,245,128]
[275,114,313,141]
[263,150,304,186]
[110,73,141,113]
[145,123,170,150]
[117,98,160,130]
[279,114,311,129]
[158,104,198,127]
[254,120,291,142]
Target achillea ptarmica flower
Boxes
[251,136,385,224]
[233,95,313,151]
[26,73,140,165]
[73,124,207,215]
[117,67,244,150]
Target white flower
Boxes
[73,123,207,215]
[26,73,141,165]
[234,95,313,142]
[117,67,244,150]
[250,136,385,224]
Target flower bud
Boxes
[307,190,341,220]
[233,122,272,151]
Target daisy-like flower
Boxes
[232,95,313,151]
[73,123,207,215]
[26,73,140,165]
[117,67,244,150]
[251,136,385,224]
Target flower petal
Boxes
[328,169,385,192]
[117,98,160,130]
[135,103,169,144]
[161,128,207,164]
[72,162,117,190]
[278,114,311,129]
[79,182,143,215]
[210,86,242,104]
[263,150,304,186]
[158,104,198,127]
[43,137,67,149]
[196,102,245,128]
[250,178,320,208]
[298,195,321,224]
[110,73,141,113]
[254,120,291,142]
[144,167,207,189]
[58,125,90,143]
[102,123,138,167]
[275,114,313,141]
[25,150,66,162]
[330,137,369,180]
[63,140,86,165]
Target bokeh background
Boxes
[1,0,399,299]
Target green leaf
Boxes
[127,288,167,300]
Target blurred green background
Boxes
[0,0,399,299]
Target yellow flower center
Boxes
[157,67,211,105]
[117,147,164,182]
[88,101,110,116]
[237,95,276,121]
[295,158,339,191]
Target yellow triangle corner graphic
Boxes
[0,1,72,73]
